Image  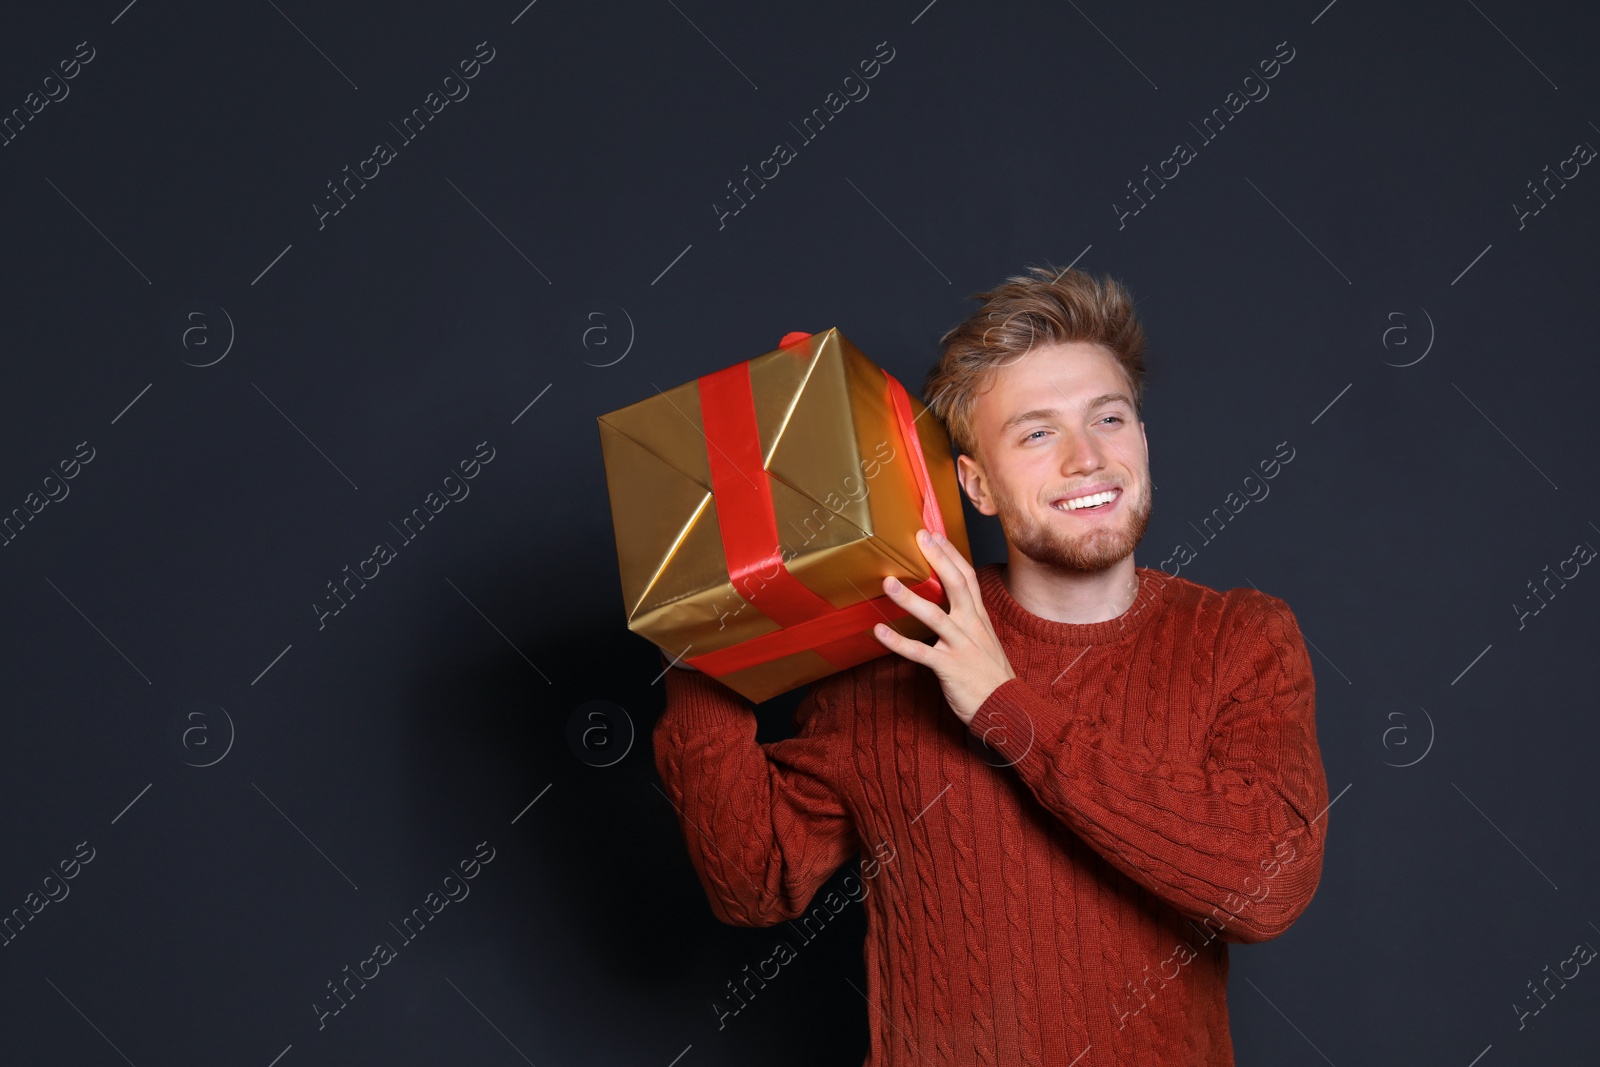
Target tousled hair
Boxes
[922,266,1147,462]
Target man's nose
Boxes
[1058,428,1106,475]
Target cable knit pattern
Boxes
[653,563,1329,1066]
[854,676,920,1063]
[880,670,957,1066]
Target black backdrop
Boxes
[2,1,1597,1064]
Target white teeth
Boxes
[1054,490,1117,511]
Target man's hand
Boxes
[872,528,1016,724]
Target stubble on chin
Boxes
[996,484,1153,574]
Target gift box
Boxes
[596,327,972,703]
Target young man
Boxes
[653,267,1329,1066]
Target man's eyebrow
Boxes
[999,407,1060,433]
[1081,390,1132,412]
[999,393,1134,433]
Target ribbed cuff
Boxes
[966,677,1071,779]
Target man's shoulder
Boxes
[1139,567,1299,638]
[1139,571,1311,697]
[800,648,928,717]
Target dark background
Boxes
[1,0,1596,1063]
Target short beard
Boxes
[994,480,1153,573]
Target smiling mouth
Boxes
[1051,488,1121,513]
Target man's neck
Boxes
[999,550,1141,625]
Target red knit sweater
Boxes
[653,562,1329,1066]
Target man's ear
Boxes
[956,452,998,516]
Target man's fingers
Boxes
[883,574,952,640]
[926,530,996,641]
[918,529,977,617]
[873,621,931,666]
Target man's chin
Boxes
[1015,538,1136,574]
[1000,502,1152,574]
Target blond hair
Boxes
[922,266,1147,461]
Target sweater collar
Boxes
[976,562,1173,647]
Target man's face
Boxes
[956,341,1152,573]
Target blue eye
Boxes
[1024,430,1048,441]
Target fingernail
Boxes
[886,576,902,591]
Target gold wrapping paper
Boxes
[597,328,972,703]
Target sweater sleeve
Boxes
[652,650,861,927]
[966,593,1329,943]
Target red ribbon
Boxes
[684,333,949,681]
